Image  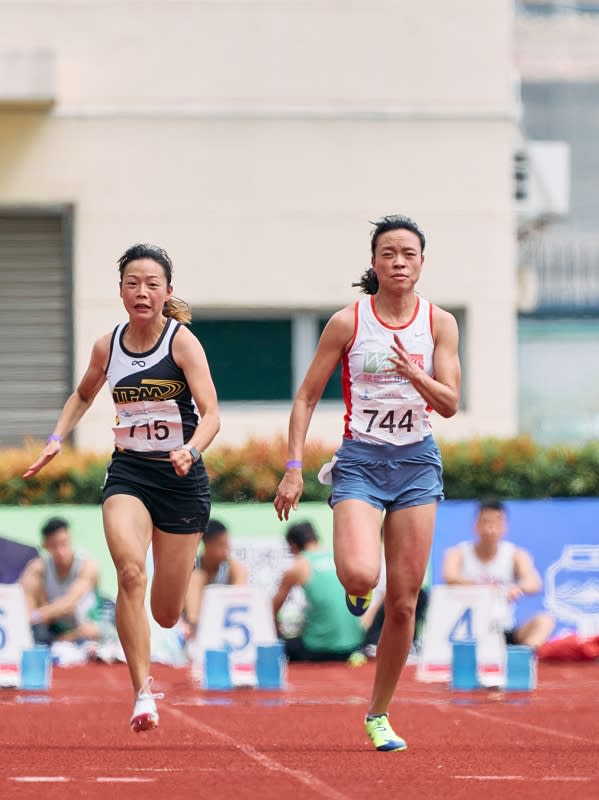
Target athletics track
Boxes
[1,660,597,800]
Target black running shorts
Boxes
[102,450,211,534]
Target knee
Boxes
[536,613,555,634]
[151,604,180,629]
[336,565,380,597]
[384,593,418,626]
[117,563,146,595]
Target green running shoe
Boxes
[364,713,407,752]
[345,589,373,617]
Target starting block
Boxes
[0,583,33,687]
[190,585,281,688]
[417,585,507,687]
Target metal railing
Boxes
[519,232,599,310]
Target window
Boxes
[191,319,292,401]
[192,307,467,407]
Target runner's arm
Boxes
[389,306,461,418]
[274,307,354,520]
[23,335,111,478]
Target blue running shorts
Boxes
[329,435,443,512]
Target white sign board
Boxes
[191,585,277,687]
[417,585,507,687]
[0,583,33,687]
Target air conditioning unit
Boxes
[514,140,570,222]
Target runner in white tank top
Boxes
[343,293,435,445]
[275,215,461,752]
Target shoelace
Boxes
[368,715,393,737]
[138,676,164,701]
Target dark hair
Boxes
[117,243,192,324]
[285,521,318,551]
[41,516,69,539]
[204,518,228,541]
[477,500,507,515]
[353,214,426,295]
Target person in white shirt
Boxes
[443,500,554,648]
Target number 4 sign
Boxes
[417,585,507,686]
[191,585,278,687]
[0,584,33,687]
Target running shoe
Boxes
[364,713,407,752]
[347,650,368,668]
[130,676,164,733]
[345,589,373,617]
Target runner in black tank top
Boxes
[23,243,220,733]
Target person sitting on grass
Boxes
[273,521,364,661]
[442,499,554,649]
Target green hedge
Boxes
[2,437,599,505]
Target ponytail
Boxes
[351,267,379,295]
[163,296,192,324]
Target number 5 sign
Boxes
[0,584,33,687]
[417,585,507,686]
[191,585,278,687]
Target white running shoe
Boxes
[130,676,164,733]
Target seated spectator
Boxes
[20,516,102,645]
[273,521,364,661]
[184,518,247,635]
[442,499,554,649]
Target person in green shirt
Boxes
[272,521,364,661]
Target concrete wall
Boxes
[0,0,518,448]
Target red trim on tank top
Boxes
[429,302,434,338]
[341,302,360,439]
[370,295,420,330]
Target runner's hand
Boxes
[22,440,62,478]
[274,470,303,521]
[170,447,194,477]
[387,334,419,380]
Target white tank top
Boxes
[458,540,517,629]
[43,553,97,627]
[459,541,517,585]
[342,294,434,445]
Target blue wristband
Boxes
[47,434,63,444]
[286,460,302,469]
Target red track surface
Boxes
[1,661,598,799]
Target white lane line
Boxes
[461,707,596,745]
[96,777,155,783]
[10,777,70,783]
[453,776,525,781]
[126,767,219,772]
[163,705,350,800]
[454,776,592,783]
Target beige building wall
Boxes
[0,0,518,450]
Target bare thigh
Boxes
[103,494,153,578]
[333,499,383,593]
[150,528,202,627]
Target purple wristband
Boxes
[47,434,63,444]
[286,460,302,469]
